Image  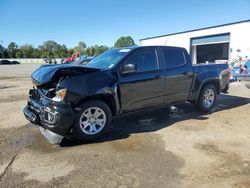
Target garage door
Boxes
[191,33,230,64]
[191,33,230,46]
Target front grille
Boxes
[28,89,58,125]
[40,108,58,125]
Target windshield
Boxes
[85,49,131,69]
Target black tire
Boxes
[221,83,229,93]
[195,84,217,112]
[73,100,112,141]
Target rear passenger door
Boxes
[118,48,165,112]
[162,47,193,104]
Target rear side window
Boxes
[163,48,186,69]
[126,49,159,72]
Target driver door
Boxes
[118,48,165,112]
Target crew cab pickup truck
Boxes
[23,46,230,144]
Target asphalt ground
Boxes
[0,64,249,188]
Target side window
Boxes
[126,49,158,72]
[163,48,186,69]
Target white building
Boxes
[140,20,250,64]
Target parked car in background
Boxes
[62,55,94,65]
[62,57,74,64]
[23,46,230,144]
[0,60,21,65]
[62,53,82,64]
[0,60,12,65]
[11,60,21,64]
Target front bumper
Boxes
[39,127,64,144]
[23,89,75,144]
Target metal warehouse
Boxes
[140,20,250,64]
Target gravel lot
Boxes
[0,64,250,188]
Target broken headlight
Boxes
[52,89,67,102]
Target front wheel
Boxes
[195,84,217,112]
[73,100,112,141]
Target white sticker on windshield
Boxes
[119,49,131,53]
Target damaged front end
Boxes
[23,87,75,144]
[23,64,99,144]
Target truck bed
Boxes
[193,63,229,74]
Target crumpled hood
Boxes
[31,64,100,86]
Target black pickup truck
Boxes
[23,46,230,144]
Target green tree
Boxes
[20,44,34,58]
[67,48,74,57]
[0,44,5,58]
[38,45,48,58]
[0,40,112,58]
[85,46,96,56]
[73,41,87,54]
[38,40,59,58]
[15,50,23,58]
[42,40,58,52]
[114,36,136,48]
[95,45,109,55]
[7,42,18,58]
[32,48,41,58]
[54,44,68,58]
[85,45,109,56]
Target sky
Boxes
[0,0,249,48]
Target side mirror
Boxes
[121,64,137,74]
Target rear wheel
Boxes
[195,84,217,112]
[73,100,112,141]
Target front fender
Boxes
[58,71,121,114]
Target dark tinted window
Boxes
[126,49,158,72]
[163,48,186,69]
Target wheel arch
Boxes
[75,94,117,116]
[196,79,220,102]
